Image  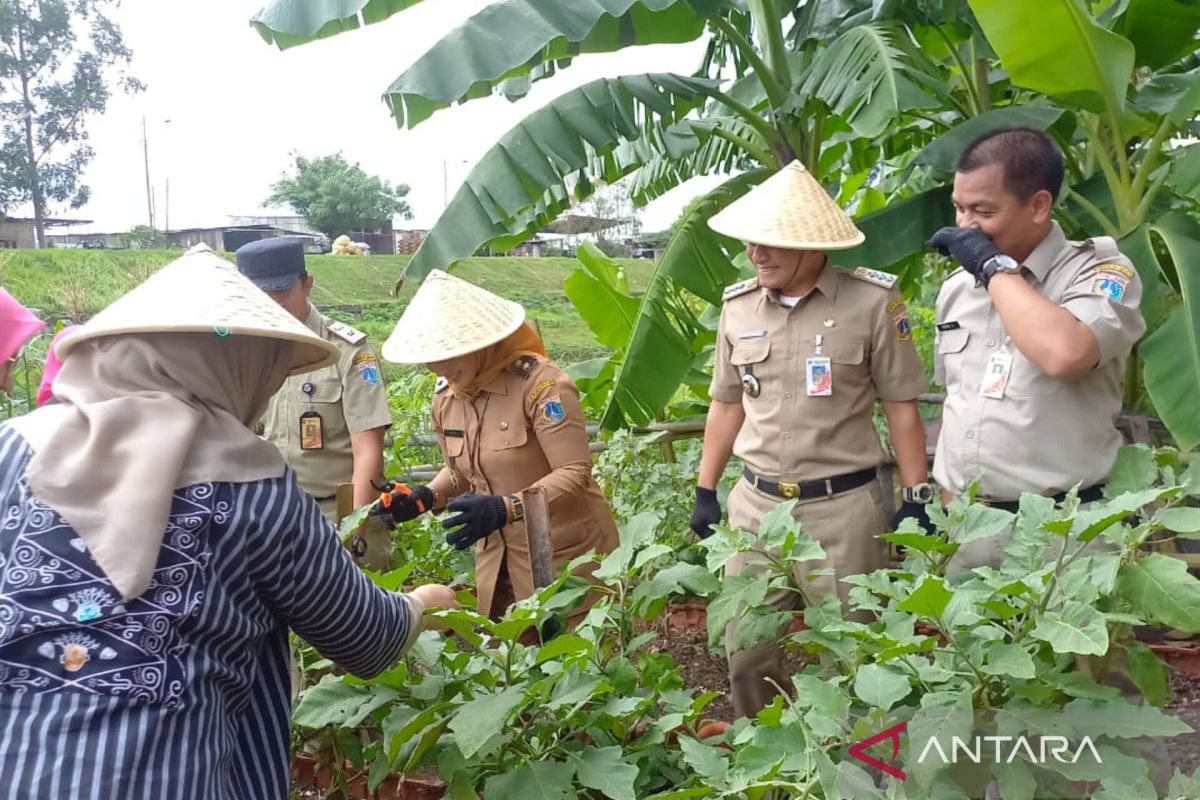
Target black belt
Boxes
[979,485,1105,513]
[743,467,876,500]
[314,494,336,503]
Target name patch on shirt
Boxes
[443,428,465,438]
[936,321,961,331]
[738,329,767,340]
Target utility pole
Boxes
[141,116,154,231]
[164,178,170,234]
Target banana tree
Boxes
[962,0,1200,447]
[251,0,971,428]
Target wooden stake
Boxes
[523,487,554,589]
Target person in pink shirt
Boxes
[36,325,79,406]
[0,288,46,394]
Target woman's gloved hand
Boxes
[442,493,508,551]
[374,482,434,530]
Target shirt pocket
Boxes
[1005,351,1063,397]
[484,421,529,451]
[308,375,343,406]
[825,337,864,366]
[936,329,970,388]
[730,339,771,396]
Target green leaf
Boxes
[792,673,851,719]
[575,746,638,800]
[831,185,954,274]
[337,501,376,544]
[954,504,1016,545]
[598,171,765,429]
[852,663,912,710]
[251,0,427,50]
[1030,600,1110,656]
[679,735,729,782]
[707,571,770,646]
[728,607,793,653]
[907,704,975,790]
[1064,697,1195,738]
[381,0,721,128]
[897,575,953,619]
[449,686,525,758]
[485,761,577,800]
[1115,0,1200,69]
[1123,641,1170,708]
[757,499,801,549]
[913,103,1064,174]
[1137,212,1200,450]
[968,0,1136,113]
[981,642,1037,680]
[1104,444,1159,497]
[293,675,399,729]
[404,73,719,283]
[631,561,721,605]
[564,243,642,350]
[1156,507,1200,534]
[536,634,594,664]
[1117,553,1200,633]
[1073,488,1168,543]
[798,22,933,138]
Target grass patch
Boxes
[0,248,656,383]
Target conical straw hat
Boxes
[383,270,525,363]
[708,160,865,250]
[56,244,338,374]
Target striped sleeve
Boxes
[241,474,423,678]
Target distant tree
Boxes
[572,178,640,257]
[266,153,413,238]
[0,0,142,248]
[118,224,168,249]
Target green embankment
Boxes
[0,249,654,376]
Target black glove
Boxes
[375,484,433,530]
[928,227,999,282]
[892,501,932,533]
[690,486,722,540]
[442,493,508,551]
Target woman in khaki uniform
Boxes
[375,270,618,622]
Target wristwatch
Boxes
[980,253,1021,287]
[902,483,935,504]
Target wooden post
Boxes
[523,487,554,590]
[335,482,355,525]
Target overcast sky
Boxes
[35,0,725,235]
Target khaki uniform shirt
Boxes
[428,355,619,618]
[932,222,1146,500]
[710,264,928,482]
[262,306,392,508]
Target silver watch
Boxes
[902,483,935,504]
[981,254,1020,286]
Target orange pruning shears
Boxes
[373,478,428,515]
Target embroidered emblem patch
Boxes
[358,364,381,385]
[894,312,912,341]
[886,296,904,313]
[540,399,566,423]
[1096,263,1135,280]
[1093,275,1128,302]
[528,379,555,402]
[852,267,898,289]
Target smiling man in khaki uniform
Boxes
[373,270,618,624]
[690,162,931,717]
[929,127,1146,570]
[236,237,393,568]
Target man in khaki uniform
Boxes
[373,270,618,624]
[930,127,1146,571]
[236,237,393,568]
[690,162,932,717]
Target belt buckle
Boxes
[779,481,800,499]
[824,479,834,498]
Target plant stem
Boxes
[709,89,783,153]
[1064,188,1121,238]
[935,25,982,115]
[710,126,777,169]
[1130,118,1174,201]
[709,16,787,112]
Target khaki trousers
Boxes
[724,477,889,717]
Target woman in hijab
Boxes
[0,287,46,394]
[374,270,618,626]
[0,247,454,799]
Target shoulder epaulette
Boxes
[850,267,898,289]
[723,278,759,301]
[325,318,367,345]
[509,354,542,379]
[434,376,449,394]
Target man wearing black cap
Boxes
[236,237,393,568]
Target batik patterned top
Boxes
[0,422,420,799]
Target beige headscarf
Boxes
[10,332,295,601]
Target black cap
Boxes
[235,237,307,291]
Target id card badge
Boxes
[806,356,833,396]
[980,338,1014,399]
[299,411,325,450]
